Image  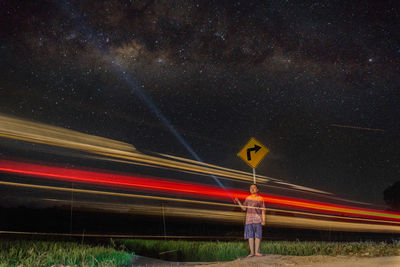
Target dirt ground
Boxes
[132,255,400,267]
[192,255,400,267]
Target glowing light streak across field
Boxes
[0,114,330,194]
[264,195,400,221]
[2,114,372,207]
[1,159,400,223]
[1,180,400,233]
[0,114,136,155]
[41,198,400,227]
[1,115,399,225]
[90,153,355,208]
[0,180,234,208]
[95,150,268,183]
[43,198,242,222]
[0,159,235,201]
[0,230,233,239]
[266,215,400,233]
[0,114,266,183]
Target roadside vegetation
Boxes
[0,240,133,267]
[117,239,400,262]
[1,238,399,265]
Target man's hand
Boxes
[262,220,266,226]
[235,198,246,211]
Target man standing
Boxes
[235,184,266,257]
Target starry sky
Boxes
[1,0,400,205]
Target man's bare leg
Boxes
[248,238,255,257]
[255,238,263,256]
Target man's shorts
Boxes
[244,223,262,239]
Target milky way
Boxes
[1,0,400,204]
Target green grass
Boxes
[116,239,400,262]
[0,240,133,267]
[1,238,399,265]
[261,240,400,257]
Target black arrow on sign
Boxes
[247,145,261,161]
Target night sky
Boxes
[1,0,400,205]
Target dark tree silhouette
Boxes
[383,181,400,211]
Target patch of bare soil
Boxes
[191,255,400,267]
[131,255,400,267]
[131,255,209,266]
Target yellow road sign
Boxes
[237,137,269,169]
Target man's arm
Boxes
[261,197,266,225]
[234,198,246,211]
[261,210,266,226]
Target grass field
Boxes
[117,239,400,262]
[1,238,399,266]
[0,240,133,267]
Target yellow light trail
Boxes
[0,115,265,182]
[0,180,234,208]
[0,114,136,155]
[0,114,331,194]
[266,215,400,233]
[42,198,244,223]
[41,197,400,226]
[1,157,399,222]
[266,196,400,220]
[2,180,400,233]
[2,114,399,229]
[0,230,232,239]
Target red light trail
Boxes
[0,159,233,201]
[1,159,400,224]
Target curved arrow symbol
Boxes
[247,145,261,161]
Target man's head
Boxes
[249,184,259,195]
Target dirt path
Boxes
[132,255,400,267]
[191,255,400,267]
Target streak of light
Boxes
[0,114,334,196]
[42,198,243,223]
[42,198,400,227]
[91,154,364,208]
[267,215,400,233]
[87,153,271,189]
[0,114,349,205]
[1,159,400,222]
[330,124,385,132]
[0,114,136,155]
[2,180,400,234]
[0,230,235,239]
[265,195,400,221]
[0,114,270,184]
[154,152,270,181]
[0,159,238,201]
[90,149,268,184]
[266,208,400,226]
[154,152,331,195]
[0,180,235,208]
[272,180,332,195]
